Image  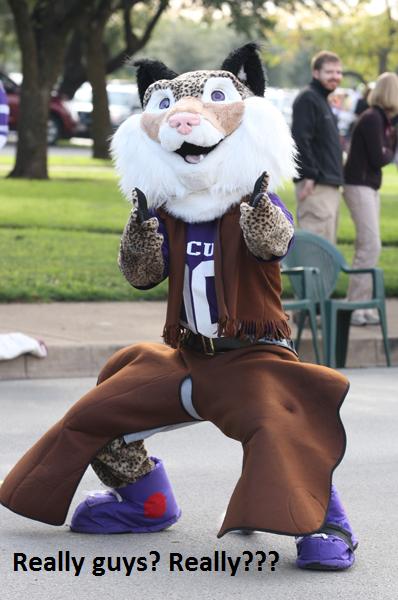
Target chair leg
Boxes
[307,306,321,364]
[378,305,391,367]
[295,310,307,351]
[319,301,328,366]
[327,304,339,369]
[324,302,333,367]
[335,311,352,368]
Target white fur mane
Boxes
[111,96,297,222]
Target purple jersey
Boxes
[181,220,218,337]
[155,195,293,337]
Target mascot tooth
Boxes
[0,43,357,571]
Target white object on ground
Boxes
[0,333,47,360]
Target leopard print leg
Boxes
[91,438,154,488]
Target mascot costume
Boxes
[0,44,358,571]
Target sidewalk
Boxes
[1,300,397,379]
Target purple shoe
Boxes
[70,457,181,534]
[296,485,358,570]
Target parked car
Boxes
[70,81,141,137]
[265,87,299,128]
[0,71,78,145]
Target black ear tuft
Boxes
[133,59,178,105]
[220,42,266,96]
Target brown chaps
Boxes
[0,342,349,537]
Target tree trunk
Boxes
[9,38,65,179]
[9,83,51,179]
[7,0,74,178]
[377,4,397,75]
[86,24,112,159]
[58,29,87,99]
[378,48,389,75]
[8,0,95,179]
[7,0,51,178]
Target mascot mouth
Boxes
[174,141,221,164]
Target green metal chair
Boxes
[283,230,391,368]
[281,266,322,364]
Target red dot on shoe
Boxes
[144,492,167,518]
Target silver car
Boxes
[71,80,141,137]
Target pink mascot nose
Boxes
[168,112,201,135]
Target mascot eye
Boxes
[159,97,170,109]
[211,90,225,102]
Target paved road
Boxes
[0,369,397,600]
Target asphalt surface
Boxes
[0,369,397,600]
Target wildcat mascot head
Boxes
[111,43,296,222]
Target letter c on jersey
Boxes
[187,241,202,256]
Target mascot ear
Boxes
[134,59,178,106]
[220,42,266,97]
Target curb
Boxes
[0,343,122,380]
[0,337,397,380]
[298,336,397,368]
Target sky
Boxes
[169,0,397,20]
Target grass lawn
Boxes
[0,156,397,301]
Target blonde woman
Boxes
[344,72,398,325]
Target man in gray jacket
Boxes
[291,51,343,243]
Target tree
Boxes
[261,2,398,87]
[9,0,355,177]
[7,0,98,179]
[59,1,169,99]
[58,0,278,159]
[135,17,249,74]
[59,0,170,159]
[308,7,398,79]
[5,0,168,172]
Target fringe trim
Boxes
[163,318,291,348]
[217,318,291,341]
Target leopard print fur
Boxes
[118,196,165,288]
[240,194,294,260]
[92,438,154,488]
[143,70,252,107]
